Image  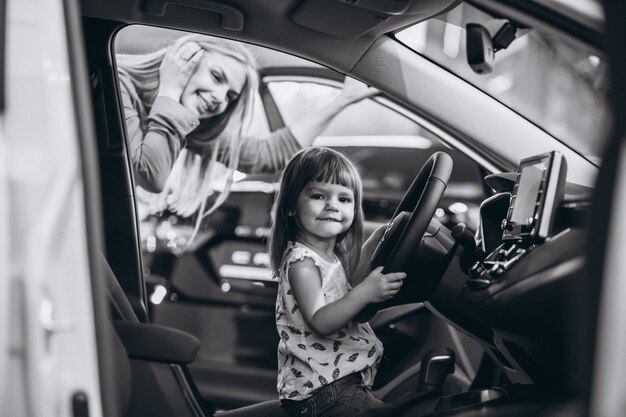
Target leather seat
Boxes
[102,253,287,417]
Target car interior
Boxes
[74,0,619,416]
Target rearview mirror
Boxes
[466,23,494,74]
[466,21,518,75]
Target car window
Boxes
[246,91,271,137]
[113,26,485,301]
[268,81,425,136]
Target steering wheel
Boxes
[355,151,453,322]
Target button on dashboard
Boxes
[466,278,493,290]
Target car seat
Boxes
[101,254,288,417]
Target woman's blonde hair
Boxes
[117,34,259,241]
[269,147,364,278]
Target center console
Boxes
[463,151,567,290]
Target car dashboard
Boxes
[426,151,592,391]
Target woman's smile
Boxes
[196,93,217,115]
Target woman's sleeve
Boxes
[235,127,302,173]
[121,82,199,193]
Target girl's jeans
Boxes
[280,373,392,417]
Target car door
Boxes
[588,0,626,415]
[1,0,114,416]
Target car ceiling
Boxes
[80,0,460,73]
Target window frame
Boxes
[262,72,500,175]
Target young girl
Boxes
[269,147,406,417]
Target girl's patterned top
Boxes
[275,242,383,401]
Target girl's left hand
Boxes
[337,77,380,105]
[362,224,388,263]
[350,223,388,285]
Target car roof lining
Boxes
[80,0,461,73]
[80,0,604,71]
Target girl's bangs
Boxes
[313,155,359,192]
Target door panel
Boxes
[147,191,279,410]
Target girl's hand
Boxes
[337,77,380,105]
[157,41,203,102]
[349,224,388,286]
[362,224,388,263]
[357,266,406,304]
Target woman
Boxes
[116,34,378,230]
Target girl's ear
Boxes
[288,210,296,216]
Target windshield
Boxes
[396,3,610,165]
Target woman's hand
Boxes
[288,76,380,147]
[356,266,406,304]
[336,77,380,105]
[157,41,203,102]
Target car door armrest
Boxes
[113,321,200,364]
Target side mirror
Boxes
[466,23,494,74]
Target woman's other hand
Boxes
[157,41,203,102]
[336,77,380,105]
[288,77,381,148]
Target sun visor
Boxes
[291,0,460,39]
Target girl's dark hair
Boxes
[269,147,364,278]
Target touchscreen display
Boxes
[503,151,566,241]
[509,161,545,226]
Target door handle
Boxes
[40,297,75,351]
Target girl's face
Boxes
[295,181,355,244]
[180,51,247,120]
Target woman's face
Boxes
[180,50,247,120]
